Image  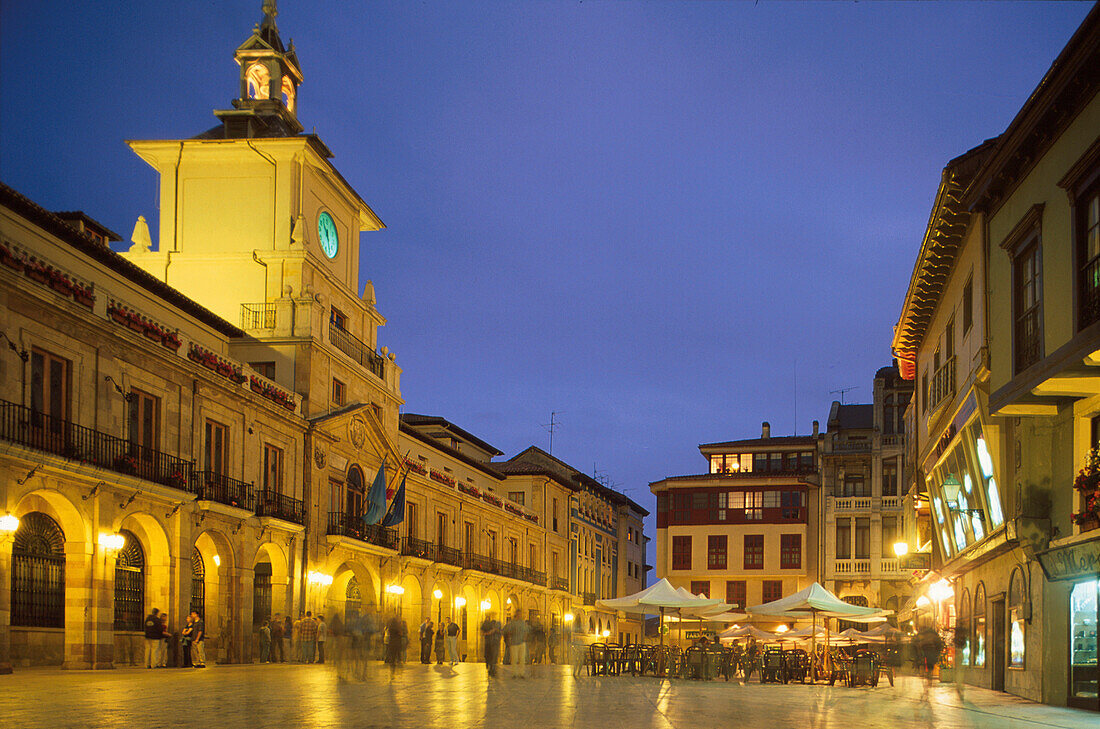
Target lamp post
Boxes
[563,612,574,665]
[434,589,443,624]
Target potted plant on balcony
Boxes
[115,453,138,475]
[161,330,181,352]
[71,282,95,308]
[166,469,187,491]
[0,243,24,271]
[48,268,74,295]
[24,258,50,285]
[1072,446,1100,531]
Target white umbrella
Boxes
[596,578,721,650]
[747,582,893,680]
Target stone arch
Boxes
[249,541,289,627]
[115,512,171,621]
[325,559,380,628]
[12,489,90,667]
[504,592,521,620]
[396,573,423,630]
[192,529,236,664]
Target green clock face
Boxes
[318,211,339,259]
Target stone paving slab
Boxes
[0,663,1095,729]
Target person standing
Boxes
[143,608,162,668]
[258,619,272,664]
[504,614,528,677]
[189,611,206,668]
[158,613,170,667]
[270,614,285,663]
[316,615,327,664]
[284,615,294,662]
[293,614,305,662]
[445,617,461,666]
[181,614,194,668]
[299,611,318,663]
[434,619,446,664]
[481,612,502,679]
[419,618,433,664]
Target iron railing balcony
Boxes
[582,592,597,606]
[437,544,462,567]
[928,355,956,412]
[191,471,254,511]
[401,536,437,560]
[255,488,304,525]
[240,303,276,330]
[326,512,398,550]
[0,398,193,491]
[550,577,570,592]
[328,324,385,380]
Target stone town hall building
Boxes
[0,3,647,670]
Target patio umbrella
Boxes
[746,582,893,680]
[718,624,777,641]
[596,578,721,650]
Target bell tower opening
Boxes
[214,0,304,138]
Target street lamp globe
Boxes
[893,541,909,557]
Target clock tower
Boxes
[122,1,401,423]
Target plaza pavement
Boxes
[0,662,1095,729]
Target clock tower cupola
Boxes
[214,0,304,138]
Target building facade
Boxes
[893,5,1100,710]
[820,366,913,617]
[0,4,647,671]
[650,422,820,621]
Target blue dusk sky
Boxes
[1,1,1093,568]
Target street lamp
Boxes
[941,475,984,518]
[433,589,443,623]
[480,599,491,611]
[563,613,574,664]
[0,513,19,535]
[98,532,124,553]
[893,541,909,557]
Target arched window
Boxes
[281,76,296,113]
[113,530,144,631]
[1009,569,1027,668]
[11,512,65,627]
[253,562,272,626]
[957,588,971,666]
[246,63,270,100]
[345,577,362,622]
[973,583,987,668]
[190,548,205,618]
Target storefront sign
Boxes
[1036,535,1100,582]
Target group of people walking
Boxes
[257,611,328,664]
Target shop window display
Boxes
[1070,579,1098,703]
[1008,568,1027,669]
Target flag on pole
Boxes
[362,457,388,525]
[381,472,406,527]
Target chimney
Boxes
[761,421,771,439]
[812,420,819,437]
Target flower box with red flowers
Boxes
[24,258,50,284]
[504,502,524,517]
[143,319,164,341]
[1072,447,1100,532]
[71,282,96,308]
[48,268,74,295]
[249,376,265,394]
[248,375,295,411]
[0,244,25,271]
[431,469,457,488]
[523,513,539,525]
[167,470,187,490]
[457,482,479,498]
[114,453,139,475]
[161,331,181,352]
[405,459,427,476]
[481,492,503,508]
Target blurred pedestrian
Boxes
[445,617,461,666]
[548,626,558,664]
[143,608,162,668]
[284,615,294,661]
[384,613,406,678]
[316,615,327,664]
[189,610,206,668]
[258,619,272,663]
[504,614,528,677]
[270,614,285,663]
[294,614,305,661]
[481,612,502,679]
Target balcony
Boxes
[240,303,275,330]
[401,536,438,561]
[928,355,956,412]
[834,559,871,575]
[550,577,570,592]
[881,496,901,509]
[0,398,193,491]
[191,471,254,511]
[834,440,871,453]
[326,512,398,550]
[255,488,304,525]
[881,434,902,447]
[582,592,597,606]
[832,497,872,511]
[328,325,384,380]
[460,552,545,586]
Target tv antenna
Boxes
[830,386,857,404]
[541,411,562,455]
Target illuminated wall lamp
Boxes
[0,513,19,534]
[563,613,574,623]
[479,599,491,610]
[385,584,405,595]
[98,532,125,553]
[940,475,984,518]
[454,596,467,608]
[893,541,910,558]
[433,589,443,599]
[308,571,333,586]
